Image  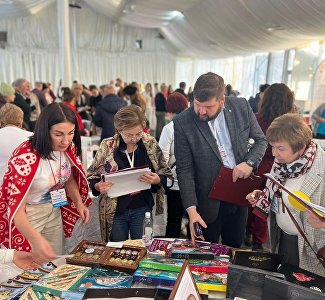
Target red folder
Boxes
[208,166,265,207]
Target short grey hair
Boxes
[12,78,28,89]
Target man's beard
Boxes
[195,105,223,122]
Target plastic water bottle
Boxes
[142,212,153,246]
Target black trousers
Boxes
[202,202,248,248]
[165,189,184,238]
[278,230,299,267]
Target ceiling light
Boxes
[123,3,136,14]
[170,11,184,19]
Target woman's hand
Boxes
[30,235,56,265]
[307,211,325,229]
[13,250,36,270]
[246,190,262,207]
[75,202,90,224]
[139,172,161,185]
[95,180,113,194]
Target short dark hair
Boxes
[62,90,75,102]
[179,81,186,89]
[166,92,188,113]
[30,103,81,159]
[89,85,97,91]
[193,72,225,102]
[259,83,270,93]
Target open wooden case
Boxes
[67,240,147,274]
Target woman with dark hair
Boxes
[0,103,91,263]
[62,90,89,136]
[159,92,189,237]
[87,104,172,242]
[123,85,147,112]
[245,83,295,250]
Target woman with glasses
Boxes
[246,113,325,276]
[87,104,173,242]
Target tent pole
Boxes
[57,0,72,87]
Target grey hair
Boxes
[12,78,28,89]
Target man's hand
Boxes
[232,162,253,182]
[187,207,207,243]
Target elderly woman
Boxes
[159,92,189,238]
[0,103,33,183]
[0,82,15,108]
[247,113,325,276]
[87,104,173,242]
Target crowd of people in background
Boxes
[0,73,325,279]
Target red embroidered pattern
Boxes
[0,141,92,251]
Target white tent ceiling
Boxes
[1,0,325,58]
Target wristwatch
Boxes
[246,159,255,169]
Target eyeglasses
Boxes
[120,131,144,140]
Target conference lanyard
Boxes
[125,150,135,168]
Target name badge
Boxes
[50,188,68,208]
[218,144,229,164]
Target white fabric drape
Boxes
[0,3,176,89]
[176,55,260,98]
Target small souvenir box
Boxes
[101,245,147,274]
[232,250,283,272]
[67,240,147,274]
[67,240,109,268]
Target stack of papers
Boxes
[102,167,151,198]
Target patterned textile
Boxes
[87,133,173,242]
[267,145,325,276]
[253,141,317,219]
[0,141,92,251]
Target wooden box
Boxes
[100,245,147,274]
[67,240,109,268]
[67,240,147,274]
